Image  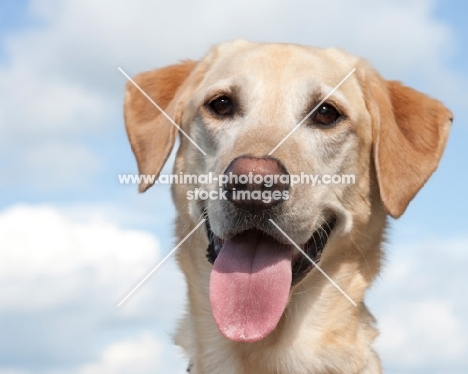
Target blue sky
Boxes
[0,0,467,373]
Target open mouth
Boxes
[206,217,336,285]
[205,213,335,343]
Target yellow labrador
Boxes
[124,40,452,374]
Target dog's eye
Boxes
[209,96,234,116]
[313,104,341,127]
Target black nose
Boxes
[223,156,290,212]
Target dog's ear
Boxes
[366,71,453,218]
[124,60,197,192]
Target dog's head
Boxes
[124,40,452,343]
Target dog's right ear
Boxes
[124,60,197,192]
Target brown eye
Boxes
[313,104,341,127]
[209,96,234,116]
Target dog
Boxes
[123,40,452,373]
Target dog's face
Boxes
[188,42,367,242]
[124,40,452,345]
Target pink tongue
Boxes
[209,231,293,342]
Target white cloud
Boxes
[0,204,159,311]
[0,204,187,373]
[0,0,463,190]
[77,333,162,374]
[379,299,464,365]
[15,0,456,90]
[369,237,468,373]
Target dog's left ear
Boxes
[124,60,197,192]
[365,71,453,218]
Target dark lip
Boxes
[204,212,336,286]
